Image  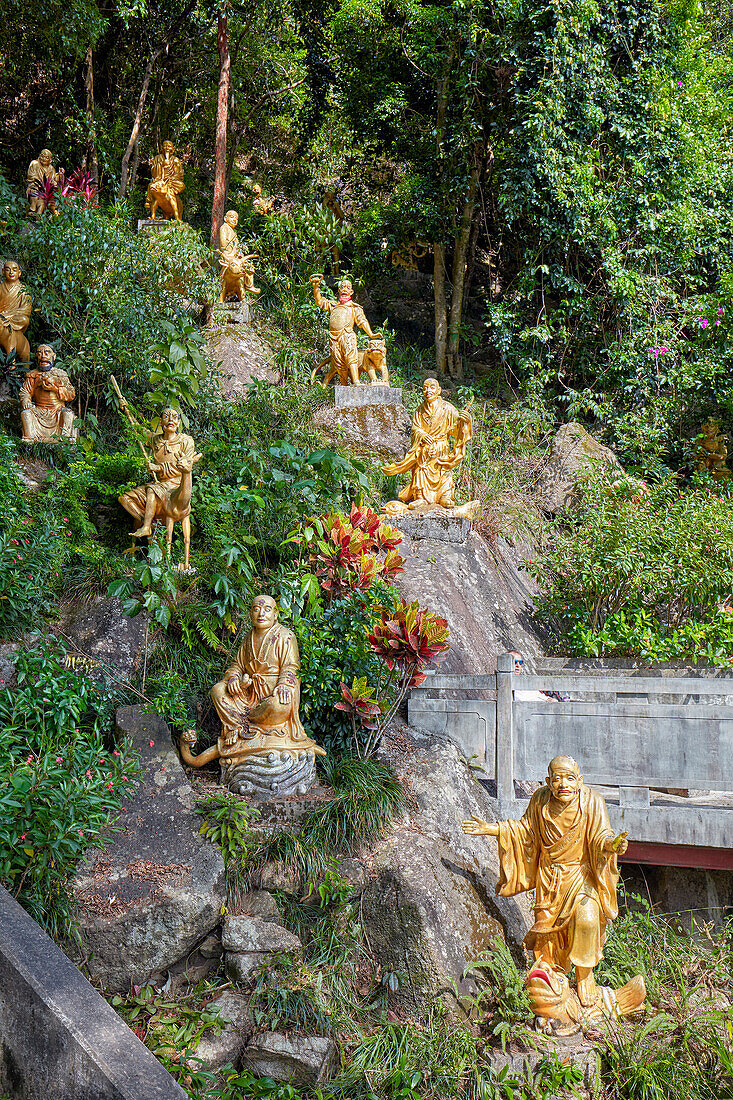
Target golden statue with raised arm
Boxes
[382,377,477,517]
[218,210,261,301]
[145,141,185,221]
[179,595,326,796]
[310,274,382,386]
[113,383,201,571]
[20,345,78,442]
[462,755,646,1032]
[0,260,32,366]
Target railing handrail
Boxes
[411,671,733,695]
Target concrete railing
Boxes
[408,653,733,864]
[0,884,187,1100]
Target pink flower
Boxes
[716,320,721,326]
[148,740,155,747]
[122,775,128,782]
[717,308,724,315]
[20,832,27,840]
[56,756,63,763]
[659,346,669,354]
[24,755,33,765]
[67,531,72,537]
[121,808,127,813]
[699,317,708,329]
[113,750,120,757]
[677,79,683,88]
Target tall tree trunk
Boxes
[129,140,140,191]
[446,166,479,378]
[83,47,99,185]
[434,245,448,376]
[433,50,453,375]
[120,57,156,196]
[211,5,230,247]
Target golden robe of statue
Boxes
[218,210,260,301]
[20,345,77,442]
[383,377,475,513]
[462,755,645,1031]
[145,141,185,221]
[0,261,32,366]
[26,149,64,215]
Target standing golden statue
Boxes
[114,383,201,571]
[309,274,383,386]
[20,345,78,442]
[0,260,32,367]
[145,141,185,221]
[461,755,646,1032]
[382,377,477,516]
[26,149,64,215]
[696,417,732,481]
[179,595,325,796]
[218,211,261,301]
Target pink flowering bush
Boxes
[0,640,138,937]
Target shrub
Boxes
[0,640,137,937]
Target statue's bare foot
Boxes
[131,526,153,537]
[576,973,597,1007]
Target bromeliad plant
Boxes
[338,598,451,757]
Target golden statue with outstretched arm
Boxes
[462,755,646,1032]
[310,274,382,386]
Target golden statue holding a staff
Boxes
[111,377,201,571]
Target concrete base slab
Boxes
[222,301,252,324]
[335,385,402,408]
[387,510,471,543]
[137,218,174,233]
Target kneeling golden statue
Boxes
[462,755,646,1033]
[180,595,325,796]
[20,345,78,443]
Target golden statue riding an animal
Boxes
[309,274,390,387]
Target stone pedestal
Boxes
[136,218,172,233]
[335,385,402,408]
[387,510,471,544]
[222,300,252,324]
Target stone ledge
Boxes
[0,884,186,1100]
[387,510,471,543]
[334,385,402,408]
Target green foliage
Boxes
[249,755,405,886]
[108,536,179,629]
[526,473,733,661]
[0,641,137,937]
[462,937,535,1050]
[0,517,67,639]
[196,791,260,904]
[147,319,209,417]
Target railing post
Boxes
[496,652,515,807]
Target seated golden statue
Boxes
[462,755,646,1032]
[179,595,325,795]
[382,377,477,516]
[145,141,185,221]
[26,149,64,215]
[310,274,383,386]
[218,210,260,301]
[696,417,731,480]
[20,345,77,443]
[252,183,275,216]
[0,260,32,367]
[117,405,201,571]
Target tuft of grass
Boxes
[461,935,535,1050]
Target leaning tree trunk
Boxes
[83,47,99,185]
[446,166,479,379]
[120,57,156,197]
[211,4,231,248]
[434,245,448,376]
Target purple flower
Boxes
[677,80,683,88]
[717,308,725,315]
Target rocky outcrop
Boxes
[55,596,149,685]
[72,707,226,991]
[362,732,532,1011]
[313,401,411,459]
[535,422,623,514]
[244,1033,338,1084]
[188,993,253,1072]
[395,529,545,673]
[223,914,301,983]
[209,326,279,399]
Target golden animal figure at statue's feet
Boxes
[144,141,185,221]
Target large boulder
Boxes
[313,401,412,460]
[395,529,545,673]
[55,596,149,685]
[362,732,532,1011]
[209,327,279,399]
[535,422,623,514]
[72,707,226,990]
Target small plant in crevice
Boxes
[196,790,261,908]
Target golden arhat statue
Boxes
[113,381,201,571]
[251,183,275,216]
[218,210,261,301]
[382,377,476,516]
[310,273,386,386]
[20,345,78,443]
[144,140,185,221]
[696,417,732,481]
[179,594,325,796]
[26,149,64,215]
[462,754,646,1032]
[0,260,32,367]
